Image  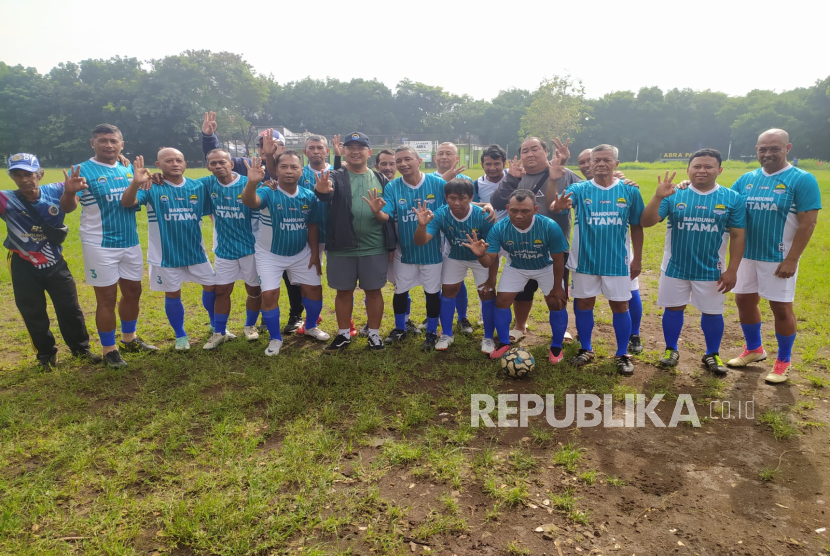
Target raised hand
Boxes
[362,188,386,214]
[62,165,88,194]
[315,170,333,195]
[441,161,467,182]
[202,111,217,135]
[655,171,678,199]
[413,201,434,226]
[550,190,573,213]
[130,156,152,188]
[332,134,342,157]
[461,231,489,258]
[553,137,571,165]
[245,156,266,184]
[260,129,278,157]
[547,155,565,181]
[507,156,525,179]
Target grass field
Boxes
[0,165,828,554]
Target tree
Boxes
[519,75,587,147]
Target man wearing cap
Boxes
[314,132,397,352]
[2,154,101,369]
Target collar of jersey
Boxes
[163,178,186,188]
[761,164,793,178]
[88,157,119,169]
[589,178,620,190]
[403,173,425,189]
[449,205,473,223]
[689,183,720,196]
[277,185,299,198]
[511,215,536,234]
[307,163,331,174]
[218,173,241,187]
[481,170,508,186]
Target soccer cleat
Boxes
[283,315,303,335]
[628,334,644,355]
[175,336,191,351]
[121,336,159,352]
[405,319,422,335]
[509,328,525,342]
[549,347,564,364]
[296,316,323,335]
[366,332,385,350]
[203,332,228,350]
[702,353,728,376]
[72,349,103,364]
[324,333,351,352]
[36,354,57,371]
[421,332,438,352]
[727,346,767,367]
[481,338,496,355]
[616,355,635,376]
[224,330,237,340]
[359,324,369,337]
[350,318,357,337]
[570,349,595,367]
[103,350,128,368]
[765,359,790,384]
[257,322,268,335]
[418,317,428,331]
[243,325,260,341]
[265,338,283,356]
[435,334,454,351]
[385,328,408,344]
[458,318,474,334]
[563,331,573,343]
[659,349,680,368]
[304,327,331,341]
[489,342,512,359]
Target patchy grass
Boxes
[759,409,799,440]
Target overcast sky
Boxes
[2,0,828,100]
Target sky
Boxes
[1,0,828,100]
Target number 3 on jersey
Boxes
[157,275,162,285]
[90,269,97,279]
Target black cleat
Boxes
[628,334,643,355]
[120,336,158,353]
[282,315,303,335]
[458,318,474,334]
[366,332,385,350]
[103,350,128,368]
[659,349,680,368]
[616,355,635,376]
[324,333,351,353]
[73,349,103,364]
[385,328,408,344]
[405,319,422,335]
[570,349,595,367]
[421,332,438,352]
[36,354,57,371]
[701,353,728,376]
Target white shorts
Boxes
[732,258,798,303]
[387,248,401,285]
[631,276,639,291]
[499,264,555,296]
[81,243,144,287]
[571,272,632,302]
[442,257,489,287]
[150,262,215,292]
[255,245,321,292]
[657,272,724,314]
[214,254,260,287]
[393,259,442,294]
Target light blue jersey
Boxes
[658,185,746,281]
[201,173,257,260]
[567,179,645,277]
[382,173,446,265]
[731,165,821,262]
[432,170,477,200]
[136,178,209,268]
[76,158,140,248]
[427,204,494,261]
[300,165,329,243]
[257,185,319,256]
[485,215,569,270]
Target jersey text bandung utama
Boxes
[567,179,645,277]
[200,173,257,260]
[382,173,446,265]
[76,158,140,248]
[136,178,209,268]
[658,185,746,281]
[731,165,821,262]
[256,186,320,256]
[427,204,494,261]
[485,215,569,270]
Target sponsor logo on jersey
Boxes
[189,194,198,204]
[713,204,726,215]
[236,194,243,204]
[210,192,219,200]
[745,183,753,190]
[616,197,627,208]
[114,176,124,181]
[505,240,515,248]
[774,184,786,195]
[301,204,310,214]
[600,200,611,204]
[97,177,107,184]
[584,198,592,205]
[398,199,407,206]
[760,186,769,189]
[533,239,543,245]
[160,195,169,203]
[48,205,60,216]
[694,205,709,210]
[676,202,687,211]
[276,203,283,211]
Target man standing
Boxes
[375,149,397,181]
[60,124,157,368]
[639,149,746,375]
[2,155,101,369]
[726,129,821,384]
[551,144,644,376]
[475,144,509,222]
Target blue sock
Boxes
[440,295,456,336]
[629,289,642,336]
[741,322,763,350]
[549,308,568,349]
[121,319,137,335]
[303,297,323,330]
[245,309,259,327]
[775,332,796,362]
[494,307,512,345]
[456,282,468,320]
[700,313,724,354]
[165,296,187,338]
[406,295,411,320]
[262,308,282,340]
[202,290,216,328]
[481,299,496,339]
[662,309,684,351]
[99,329,116,348]
[426,317,439,334]
[574,301,594,352]
[215,313,229,335]
[612,311,632,356]
[394,313,407,331]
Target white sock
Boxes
[368,328,380,336]
[339,329,350,337]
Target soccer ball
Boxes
[501,348,535,379]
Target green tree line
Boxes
[1,50,827,166]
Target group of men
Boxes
[1,119,821,384]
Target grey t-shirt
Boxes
[517,168,582,246]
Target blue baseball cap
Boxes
[8,153,41,172]
[344,131,370,147]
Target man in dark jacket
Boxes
[314,132,396,352]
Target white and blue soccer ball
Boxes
[501,347,535,378]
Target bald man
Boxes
[122,148,216,350]
[726,129,821,384]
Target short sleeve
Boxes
[794,173,822,212]
[426,208,443,238]
[485,225,502,254]
[479,215,495,238]
[658,198,671,220]
[136,189,150,207]
[307,195,321,224]
[381,184,396,218]
[727,194,747,229]
[731,174,747,193]
[547,220,569,254]
[629,189,645,225]
[257,188,270,210]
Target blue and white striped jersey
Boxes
[382,173,446,265]
[201,173,257,260]
[485,215,569,270]
[256,185,320,256]
[427,204,493,261]
[76,158,140,248]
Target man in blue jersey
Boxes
[462,189,569,361]
[2,155,101,369]
[640,149,747,376]
[200,149,263,348]
[59,124,157,368]
[413,179,498,353]
[551,144,644,376]
[725,129,821,384]
[121,150,215,350]
[241,153,328,356]
[364,146,446,351]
